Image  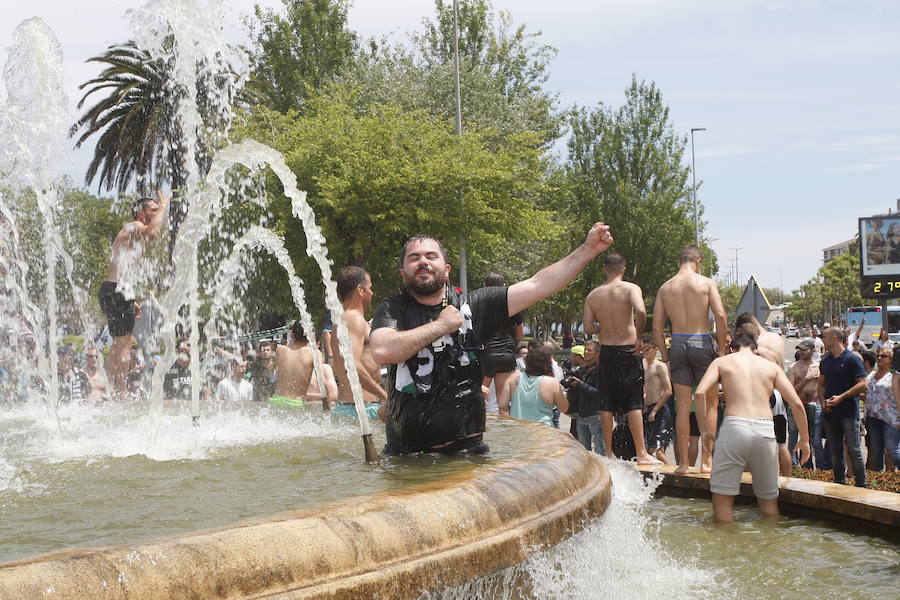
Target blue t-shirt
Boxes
[820,348,867,421]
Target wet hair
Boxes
[730,332,758,351]
[678,244,702,264]
[131,196,159,219]
[734,312,761,337]
[336,266,368,302]
[483,271,506,287]
[604,253,626,270]
[399,234,447,266]
[291,320,307,342]
[524,345,553,377]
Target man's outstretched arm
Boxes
[508,223,612,317]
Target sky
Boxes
[3,0,899,295]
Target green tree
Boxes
[71,42,184,193]
[565,75,715,304]
[785,252,868,325]
[247,0,357,113]
[349,0,560,145]
[233,91,556,316]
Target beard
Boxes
[404,268,448,297]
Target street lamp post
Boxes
[452,0,468,292]
[729,246,744,286]
[779,269,784,304]
[690,127,706,245]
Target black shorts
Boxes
[689,411,701,437]
[479,350,516,377]
[598,345,644,415]
[773,414,787,444]
[98,280,135,337]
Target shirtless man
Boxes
[83,346,107,402]
[99,191,169,396]
[643,337,673,463]
[583,253,658,464]
[652,244,728,474]
[272,320,337,408]
[695,332,811,522]
[788,339,820,468]
[330,266,387,420]
[735,312,791,475]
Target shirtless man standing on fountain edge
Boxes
[583,253,659,464]
[652,243,728,474]
[100,191,168,397]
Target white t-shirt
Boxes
[216,378,253,404]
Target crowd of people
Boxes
[6,194,898,524]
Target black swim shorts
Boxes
[98,280,135,337]
[689,411,701,437]
[669,334,718,387]
[773,414,787,444]
[479,350,516,377]
[598,344,644,415]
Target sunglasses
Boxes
[878,353,890,358]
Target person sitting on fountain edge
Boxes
[99,190,169,398]
[369,223,613,455]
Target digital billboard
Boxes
[859,216,900,297]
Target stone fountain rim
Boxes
[0,417,612,600]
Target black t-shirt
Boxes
[372,285,510,453]
[482,310,523,355]
[164,362,192,400]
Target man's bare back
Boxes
[274,343,317,399]
[584,279,644,348]
[655,271,726,339]
[699,350,787,420]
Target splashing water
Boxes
[205,225,327,399]
[423,461,726,600]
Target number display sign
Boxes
[859,216,900,298]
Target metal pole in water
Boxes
[189,249,201,427]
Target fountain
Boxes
[0,2,896,599]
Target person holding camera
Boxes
[564,341,603,453]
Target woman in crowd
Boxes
[498,345,567,426]
[866,348,900,471]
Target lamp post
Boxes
[452,0,468,292]
[779,269,784,304]
[690,127,706,245]
[729,246,744,286]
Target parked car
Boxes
[785,325,799,338]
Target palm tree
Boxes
[71,42,185,194]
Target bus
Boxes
[846,306,900,347]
